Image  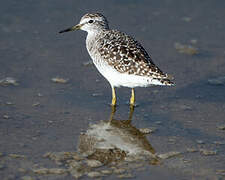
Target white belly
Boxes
[92,56,164,88]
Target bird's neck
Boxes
[86,30,103,53]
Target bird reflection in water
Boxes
[78,105,159,166]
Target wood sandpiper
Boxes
[59,13,174,106]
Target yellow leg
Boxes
[111,86,116,106]
[128,104,134,121]
[109,105,116,122]
[130,88,135,106]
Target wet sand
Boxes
[0,0,225,179]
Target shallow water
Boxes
[0,0,225,179]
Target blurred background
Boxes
[0,0,225,179]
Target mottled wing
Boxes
[97,30,173,85]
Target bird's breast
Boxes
[86,33,103,63]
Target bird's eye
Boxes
[88,20,94,24]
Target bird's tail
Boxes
[160,74,175,86]
[161,78,175,86]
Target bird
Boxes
[59,13,174,106]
